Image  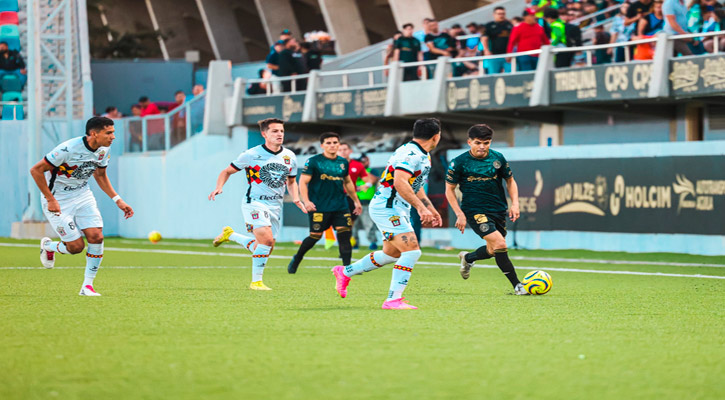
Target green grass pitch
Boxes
[1,237,724,400]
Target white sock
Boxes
[343,251,398,277]
[387,249,421,300]
[230,232,256,253]
[252,244,272,282]
[45,241,68,254]
[84,242,103,287]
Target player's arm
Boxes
[343,175,362,215]
[505,176,520,222]
[298,173,316,212]
[94,167,133,219]
[286,176,307,213]
[29,159,59,213]
[445,182,467,233]
[393,169,434,225]
[416,187,442,227]
[209,164,239,200]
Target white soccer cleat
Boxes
[514,283,529,296]
[79,285,101,296]
[458,251,473,280]
[40,237,55,269]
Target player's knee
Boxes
[66,241,85,254]
[493,246,508,253]
[86,233,104,244]
[400,249,422,263]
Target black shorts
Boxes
[347,197,359,221]
[466,212,507,238]
[309,210,352,233]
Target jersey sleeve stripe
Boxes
[394,166,414,175]
[43,156,57,167]
[230,162,242,171]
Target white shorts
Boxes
[369,200,414,241]
[42,191,103,242]
[241,201,281,238]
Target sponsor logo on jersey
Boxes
[474,214,488,224]
[389,215,401,226]
[313,213,323,222]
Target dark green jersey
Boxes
[302,154,350,212]
[445,149,513,215]
[394,36,421,62]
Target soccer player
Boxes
[287,132,362,274]
[209,118,306,290]
[30,117,134,296]
[332,118,442,310]
[444,124,527,295]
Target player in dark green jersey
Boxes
[445,124,527,295]
[288,132,362,273]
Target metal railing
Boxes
[572,4,621,26]
[121,93,205,153]
[447,49,543,76]
[551,36,659,65]
[669,31,725,54]
[246,73,311,95]
[317,64,391,91]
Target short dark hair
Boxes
[423,17,433,23]
[339,142,350,148]
[257,68,266,78]
[85,116,114,136]
[105,106,116,113]
[131,104,141,109]
[495,6,505,12]
[139,96,149,102]
[413,118,441,140]
[319,132,340,143]
[0,41,7,46]
[451,23,462,29]
[544,8,560,19]
[258,118,284,132]
[512,16,523,23]
[468,124,493,141]
[175,90,184,96]
[402,23,414,29]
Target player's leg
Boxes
[333,212,354,266]
[288,212,328,274]
[75,196,105,296]
[381,231,421,309]
[482,230,525,294]
[249,226,274,290]
[458,214,494,279]
[40,199,85,269]
[213,224,256,253]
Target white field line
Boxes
[2,243,725,279]
[1,263,724,280]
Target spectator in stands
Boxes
[299,42,322,71]
[394,23,423,81]
[561,8,584,66]
[664,0,698,55]
[384,31,403,72]
[425,19,457,77]
[277,38,304,92]
[579,1,600,27]
[266,40,284,78]
[626,0,655,28]
[129,104,143,152]
[638,0,666,35]
[701,4,725,52]
[609,3,637,62]
[545,8,572,68]
[167,90,185,112]
[449,24,466,51]
[280,29,292,42]
[511,16,524,27]
[593,25,613,64]
[507,10,550,71]
[414,18,434,60]
[463,22,482,57]
[139,96,161,116]
[534,0,562,19]
[247,69,270,95]
[0,41,27,88]
[102,106,122,119]
[190,85,205,135]
[170,90,187,147]
[482,6,513,74]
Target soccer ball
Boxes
[522,270,552,295]
[148,231,162,244]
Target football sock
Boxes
[252,244,272,282]
[44,241,68,254]
[294,236,319,261]
[83,242,103,287]
[336,229,353,265]
[230,232,256,253]
[344,251,397,277]
[387,249,421,300]
[494,249,521,288]
[465,245,493,263]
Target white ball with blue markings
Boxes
[522,270,552,295]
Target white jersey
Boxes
[231,144,297,206]
[371,141,432,209]
[44,136,110,201]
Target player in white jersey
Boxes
[332,118,443,309]
[209,118,306,290]
[29,117,134,296]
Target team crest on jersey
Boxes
[57,163,77,178]
[283,155,291,165]
[493,160,501,169]
[98,150,106,161]
[389,216,401,226]
[57,226,66,236]
[340,163,345,170]
[251,212,259,220]
[246,223,254,233]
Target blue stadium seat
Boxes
[0,23,19,50]
[0,0,18,13]
[2,103,23,120]
[1,74,21,92]
[2,90,21,101]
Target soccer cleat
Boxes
[458,251,473,280]
[79,285,101,296]
[249,281,272,291]
[514,283,530,296]
[287,255,300,274]
[213,226,234,247]
[40,237,55,269]
[331,265,350,298]
[381,297,418,310]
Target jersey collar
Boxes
[83,136,98,152]
[262,144,283,155]
[409,140,428,155]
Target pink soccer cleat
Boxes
[332,265,350,298]
[381,297,418,310]
[79,285,101,296]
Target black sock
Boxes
[465,245,493,263]
[494,249,520,288]
[337,230,352,265]
[295,236,319,260]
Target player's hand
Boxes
[117,200,134,219]
[353,202,362,216]
[455,213,467,234]
[208,188,222,201]
[431,209,443,228]
[295,200,308,214]
[509,203,520,222]
[417,207,434,225]
[47,198,61,215]
[304,201,317,212]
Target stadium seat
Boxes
[0,23,19,50]
[0,0,18,13]
[0,11,17,25]
[1,74,22,92]
[1,103,23,119]
[2,90,21,101]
